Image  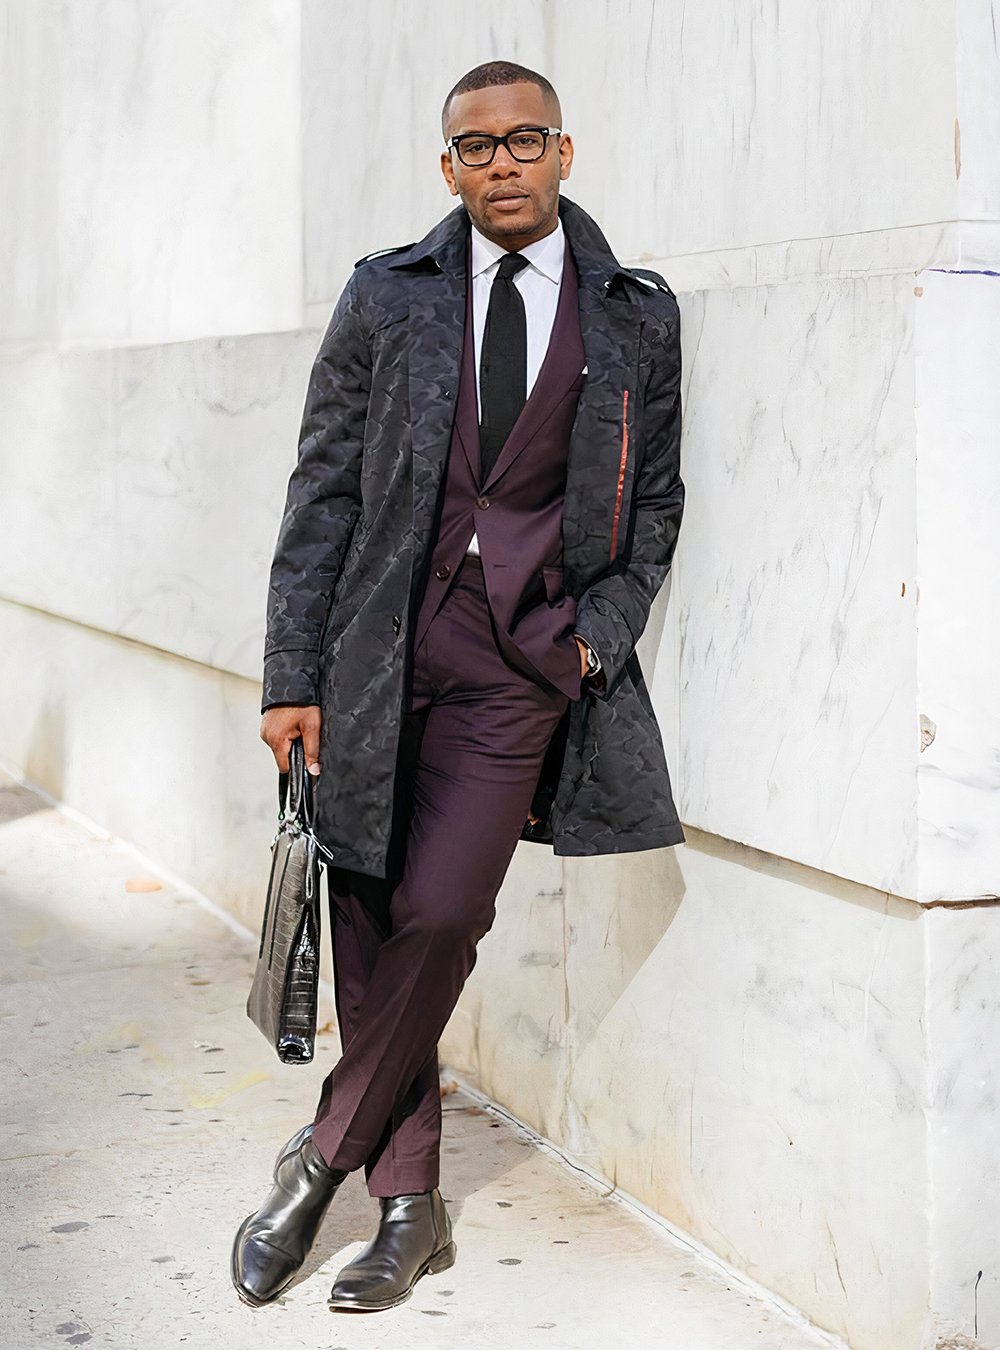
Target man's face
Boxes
[440,82,573,249]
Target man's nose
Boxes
[488,147,522,177]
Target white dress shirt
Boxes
[466,219,565,556]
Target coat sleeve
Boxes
[262,273,371,709]
[572,297,684,696]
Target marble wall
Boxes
[915,269,1000,903]
[661,275,919,896]
[2,3,998,1348]
[0,0,303,343]
[0,332,315,678]
[925,905,1000,1344]
[0,600,273,928]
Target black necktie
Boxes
[479,251,530,484]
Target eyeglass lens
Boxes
[455,130,549,166]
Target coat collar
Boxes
[389,205,468,278]
[557,197,634,298]
[389,196,636,298]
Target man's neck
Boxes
[472,214,560,253]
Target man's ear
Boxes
[558,134,574,182]
[441,150,459,196]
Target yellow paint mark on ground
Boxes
[190,1070,269,1109]
[17,918,48,948]
[71,1022,268,1110]
[74,1021,146,1054]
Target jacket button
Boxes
[476,495,491,510]
[435,564,451,580]
[391,615,401,635]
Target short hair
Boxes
[441,61,560,136]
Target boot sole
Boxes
[328,1240,457,1313]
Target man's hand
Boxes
[260,705,322,775]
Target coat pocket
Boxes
[610,389,629,562]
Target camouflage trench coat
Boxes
[263,196,685,877]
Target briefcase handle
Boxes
[278,737,314,830]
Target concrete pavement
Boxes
[1,770,841,1350]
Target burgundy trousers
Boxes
[311,557,570,1195]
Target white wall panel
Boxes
[0,601,273,928]
[925,907,1000,1346]
[661,276,918,895]
[956,0,1000,220]
[0,332,316,679]
[550,0,957,265]
[0,0,303,343]
[915,270,1000,902]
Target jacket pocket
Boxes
[542,565,565,603]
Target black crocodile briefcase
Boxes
[247,738,322,1064]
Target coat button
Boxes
[435,564,451,580]
[476,495,491,510]
[391,615,401,635]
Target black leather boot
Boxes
[328,1188,455,1311]
[231,1124,347,1308]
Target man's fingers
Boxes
[302,723,321,777]
[260,718,290,772]
[302,707,321,772]
[274,732,293,773]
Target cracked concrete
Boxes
[1,772,839,1349]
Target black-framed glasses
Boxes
[447,127,562,167]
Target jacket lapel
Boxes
[453,242,481,482]
[482,253,584,491]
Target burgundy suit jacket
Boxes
[413,245,586,700]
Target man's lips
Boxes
[486,191,530,210]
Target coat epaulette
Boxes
[354,244,415,269]
[626,267,674,297]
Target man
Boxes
[232,60,684,1314]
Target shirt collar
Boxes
[470,216,565,283]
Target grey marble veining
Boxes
[915,269,1000,902]
[0,331,318,681]
[1,0,303,345]
[653,274,919,895]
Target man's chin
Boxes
[479,203,539,237]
